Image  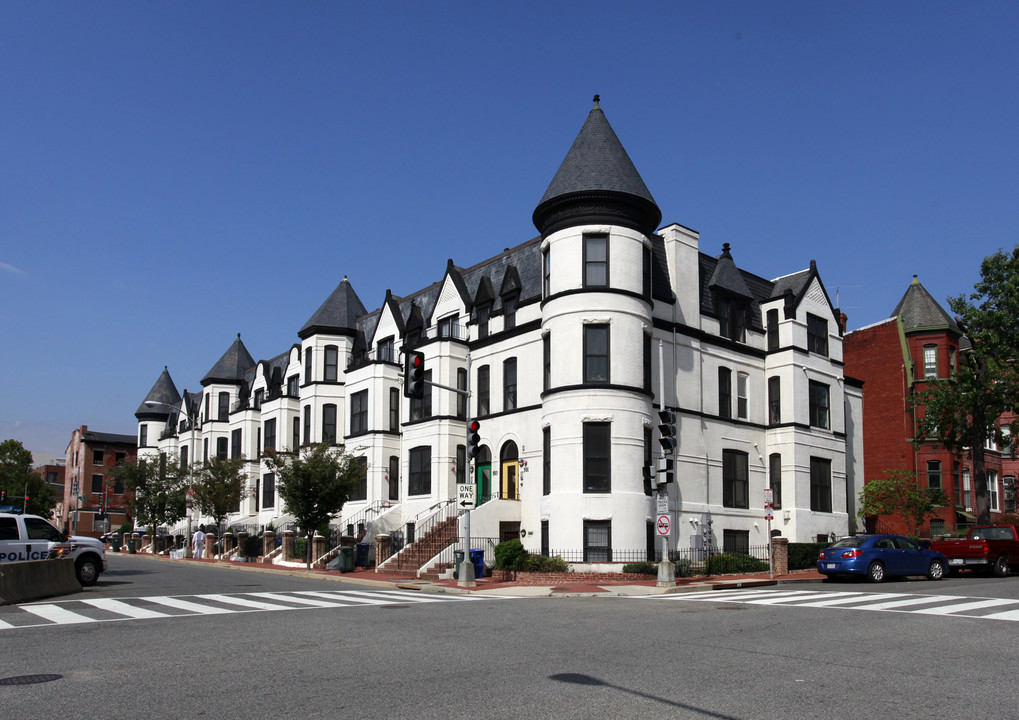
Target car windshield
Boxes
[831,538,866,548]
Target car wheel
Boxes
[867,562,885,583]
[927,559,946,581]
[75,556,100,586]
[993,555,1010,577]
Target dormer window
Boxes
[253,389,264,410]
[807,314,829,356]
[438,314,460,339]
[477,305,490,339]
[717,296,746,342]
[503,294,518,331]
[377,336,394,363]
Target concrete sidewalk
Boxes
[113,550,825,598]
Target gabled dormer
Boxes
[706,244,755,342]
[404,302,426,347]
[471,276,495,339]
[766,260,840,361]
[367,289,406,364]
[499,265,522,330]
[428,259,471,341]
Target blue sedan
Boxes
[818,535,949,582]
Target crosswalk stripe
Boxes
[81,598,170,619]
[0,617,14,629]
[791,592,908,607]
[849,595,956,611]
[911,598,1017,615]
[743,591,863,605]
[978,608,1019,621]
[294,590,404,605]
[250,592,350,608]
[20,604,96,624]
[194,594,294,611]
[142,596,234,615]
[741,591,831,605]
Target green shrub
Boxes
[294,537,308,560]
[703,552,769,576]
[494,539,528,570]
[518,554,568,573]
[622,562,657,575]
[674,557,695,577]
[788,542,829,570]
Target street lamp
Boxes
[145,399,197,559]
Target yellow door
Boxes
[501,461,519,500]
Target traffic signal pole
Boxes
[657,340,675,587]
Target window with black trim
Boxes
[93,450,104,465]
[769,453,782,509]
[218,392,229,421]
[389,387,400,430]
[350,390,368,435]
[584,324,610,384]
[722,449,749,509]
[542,248,551,298]
[409,446,431,496]
[303,405,311,445]
[477,365,490,416]
[717,296,746,342]
[583,422,611,493]
[254,389,264,410]
[643,333,652,393]
[477,305,490,339]
[543,426,551,496]
[768,377,781,425]
[718,367,732,419]
[927,460,942,490]
[503,295,517,331]
[807,314,829,356]
[322,404,337,444]
[377,336,394,363]
[543,334,551,393]
[767,309,779,351]
[287,374,299,397]
[583,519,611,562]
[91,474,103,493]
[216,437,228,461]
[292,417,299,451]
[503,358,517,411]
[438,314,459,339]
[583,234,608,287]
[810,456,832,512]
[139,424,148,447]
[723,529,750,555]
[351,457,367,501]
[324,345,338,382]
[262,473,275,509]
[457,369,467,419]
[388,456,399,501]
[305,347,313,383]
[736,372,748,420]
[263,418,276,452]
[809,381,830,429]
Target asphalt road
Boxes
[2,554,1018,720]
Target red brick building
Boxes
[844,276,1018,537]
[62,425,137,537]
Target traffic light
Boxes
[643,465,654,494]
[657,409,677,454]
[404,350,426,399]
[467,420,481,459]
[0,490,5,503]
[657,456,674,486]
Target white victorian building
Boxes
[136,97,863,567]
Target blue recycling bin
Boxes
[470,549,484,579]
[355,542,370,568]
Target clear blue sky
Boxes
[2,2,1017,462]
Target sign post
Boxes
[764,488,774,579]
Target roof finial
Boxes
[911,274,919,284]
[592,94,600,107]
[237,333,241,340]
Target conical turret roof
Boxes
[892,276,959,333]
[201,334,256,387]
[135,366,182,419]
[533,95,661,237]
[299,276,368,340]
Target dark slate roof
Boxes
[298,276,369,340]
[81,430,137,445]
[135,366,182,419]
[698,245,776,332]
[201,334,256,387]
[770,268,813,299]
[533,96,661,237]
[892,276,959,332]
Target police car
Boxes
[0,512,107,586]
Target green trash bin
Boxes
[338,546,354,573]
[127,538,136,554]
[452,550,465,579]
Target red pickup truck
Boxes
[930,525,1019,577]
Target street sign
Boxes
[457,483,476,509]
[656,514,671,536]
[656,493,668,515]
[764,507,774,521]
[763,488,773,505]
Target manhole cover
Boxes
[0,674,62,686]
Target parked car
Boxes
[930,525,1019,577]
[818,534,948,583]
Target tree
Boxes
[192,456,247,538]
[914,246,1019,524]
[0,439,55,517]
[264,444,360,568]
[858,470,949,538]
[110,455,187,539]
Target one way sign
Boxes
[457,484,476,509]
